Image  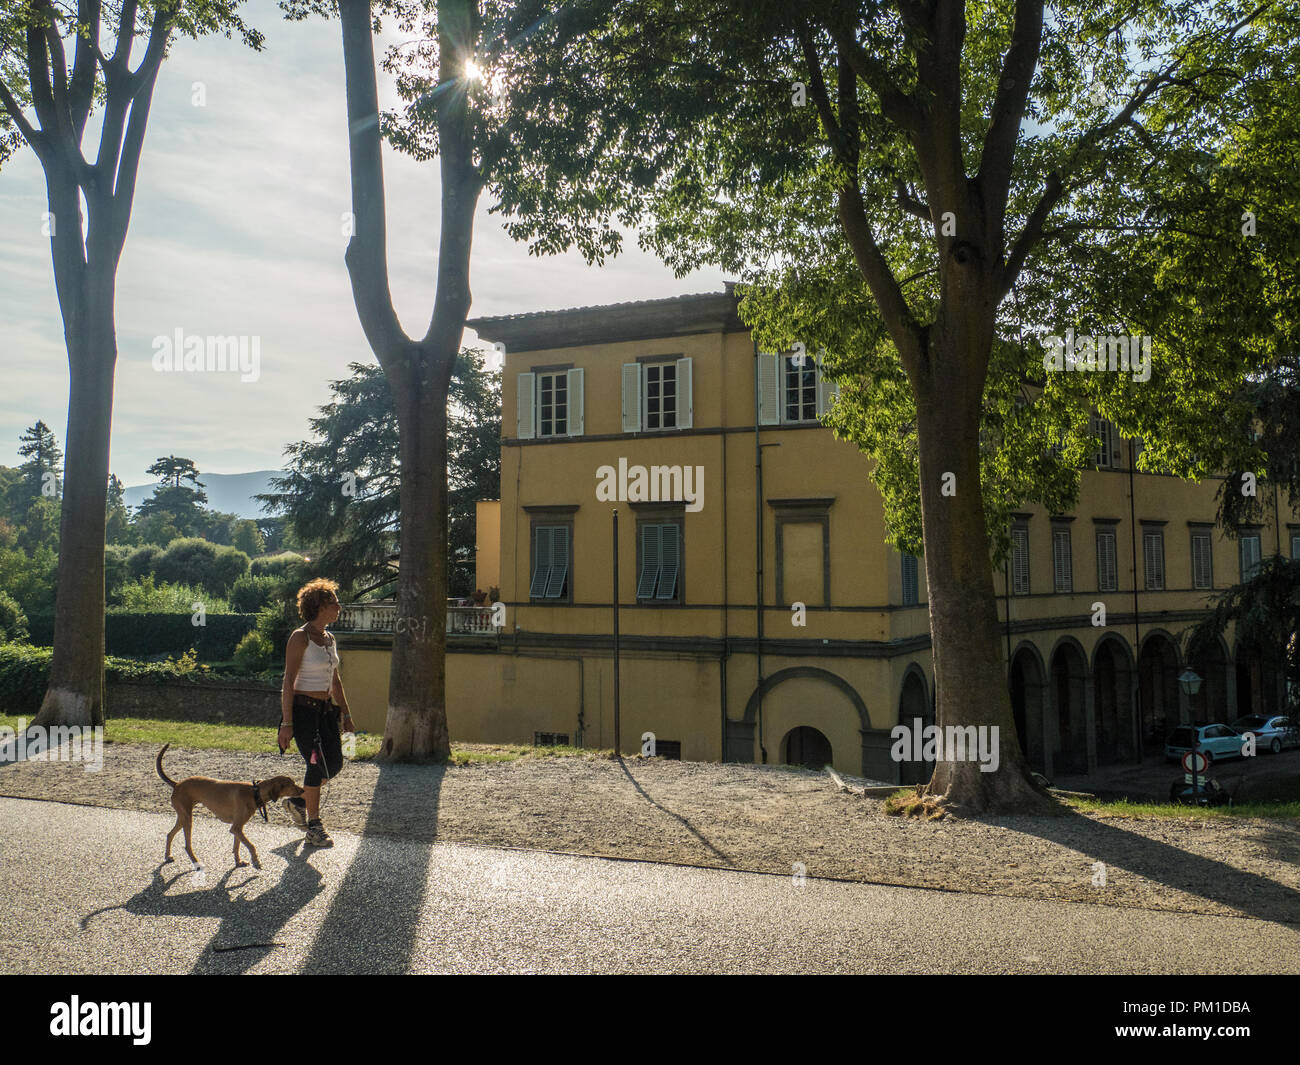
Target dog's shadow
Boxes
[81,838,327,974]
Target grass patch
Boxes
[0,714,611,766]
[1063,794,1300,820]
[883,785,948,820]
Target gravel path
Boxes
[2,742,1297,924]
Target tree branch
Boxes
[978,0,1044,221]
[0,77,42,149]
[69,0,101,141]
[338,0,413,361]
[894,179,930,221]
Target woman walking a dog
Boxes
[279,578,354,847]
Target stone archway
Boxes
[1049,640,1088,775]
[1139,632,1180,753]
[1187,635,1230,726]
[1009,643,1047,774]
[897,667,932,785]
[783,726,833,769]
[1093,636,1135,765]
[731,667,873,777]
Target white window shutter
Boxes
[517,372,535,440]
[622,363,642,433]
[757,353,779,425]
[566,368,584,437]
[675,357,693,429]
[815,354,838,418]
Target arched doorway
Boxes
[783,726,832,769]
[1009,644,1046,773]
[1093,637,1135,765]
[897,668,932,785]
[1138,633,1180,753]
[1234,642,1282,718]
[1187,636,1230,725]
[1050,641,1088,775]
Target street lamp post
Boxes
[1179,669,1203,801]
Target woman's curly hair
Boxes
[296,578,340,622]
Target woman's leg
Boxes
[303,784,321,820]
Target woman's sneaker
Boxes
[305,819,333,847]
[282,797,307,828]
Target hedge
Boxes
[0,643,252,717]
[17,612,256,661]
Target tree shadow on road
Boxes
[298,762,443,974]
[1009,806,1300,924]
[618,757,734,865]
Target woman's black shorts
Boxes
[292,694,345,787]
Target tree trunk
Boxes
[912,337,1056,814]
[33,268,116,729]
[379,358,454,761]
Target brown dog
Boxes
[156,744,304,869]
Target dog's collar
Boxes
[251,780,269,823]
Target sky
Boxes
[0,0,723,486]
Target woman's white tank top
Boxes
[294,633,339,691]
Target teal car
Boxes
[1164,724,1246,764]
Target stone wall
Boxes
[107,679,281,727]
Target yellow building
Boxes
[336,286,1287,782]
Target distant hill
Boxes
[124,470,282,519]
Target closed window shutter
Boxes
[1241,535,1260,579]
[1192,534,1212,589]
[757,352,779,425]
[622,364,642,433]
[1144,532,1164,590]
[1096,531,1117,592]
[657,524,680,599]
[901,554,918,605]
[1011,527,1029,595]
[815,354,839,418]
[517,372,536,440]
[566,368,584,437]
[1053,530,1072,593]
[545,526,568,597]
[1292,534,1300,560]
[637,524,661,598]
[529,526,551,597]
[675,357,693,429]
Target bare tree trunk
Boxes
[912,325,1055,814]
[338,0,481,761]
[34,269,116,729]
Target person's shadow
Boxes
[81,838,327,974]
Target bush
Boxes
[250,552,305,580]
[126,543,161,580]
[0,591,29,642]
[253,598,300,657]
[103,612,256,660]
[229,573,280,613]
[104,544,134,602]
[233,629,275,672]
[0,643,249,716]
[0,544,57,617]
[112,576,232,614]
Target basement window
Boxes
[534,732,570,747]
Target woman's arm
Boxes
[331,666,353,730]
[281,630,308,725]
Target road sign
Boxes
[1181,751,1209,774]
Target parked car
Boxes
[1229,714,1300,754]
[1163,724,1246,764]
[1168,776,1230,806]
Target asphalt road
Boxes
[2,796,1297,974]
